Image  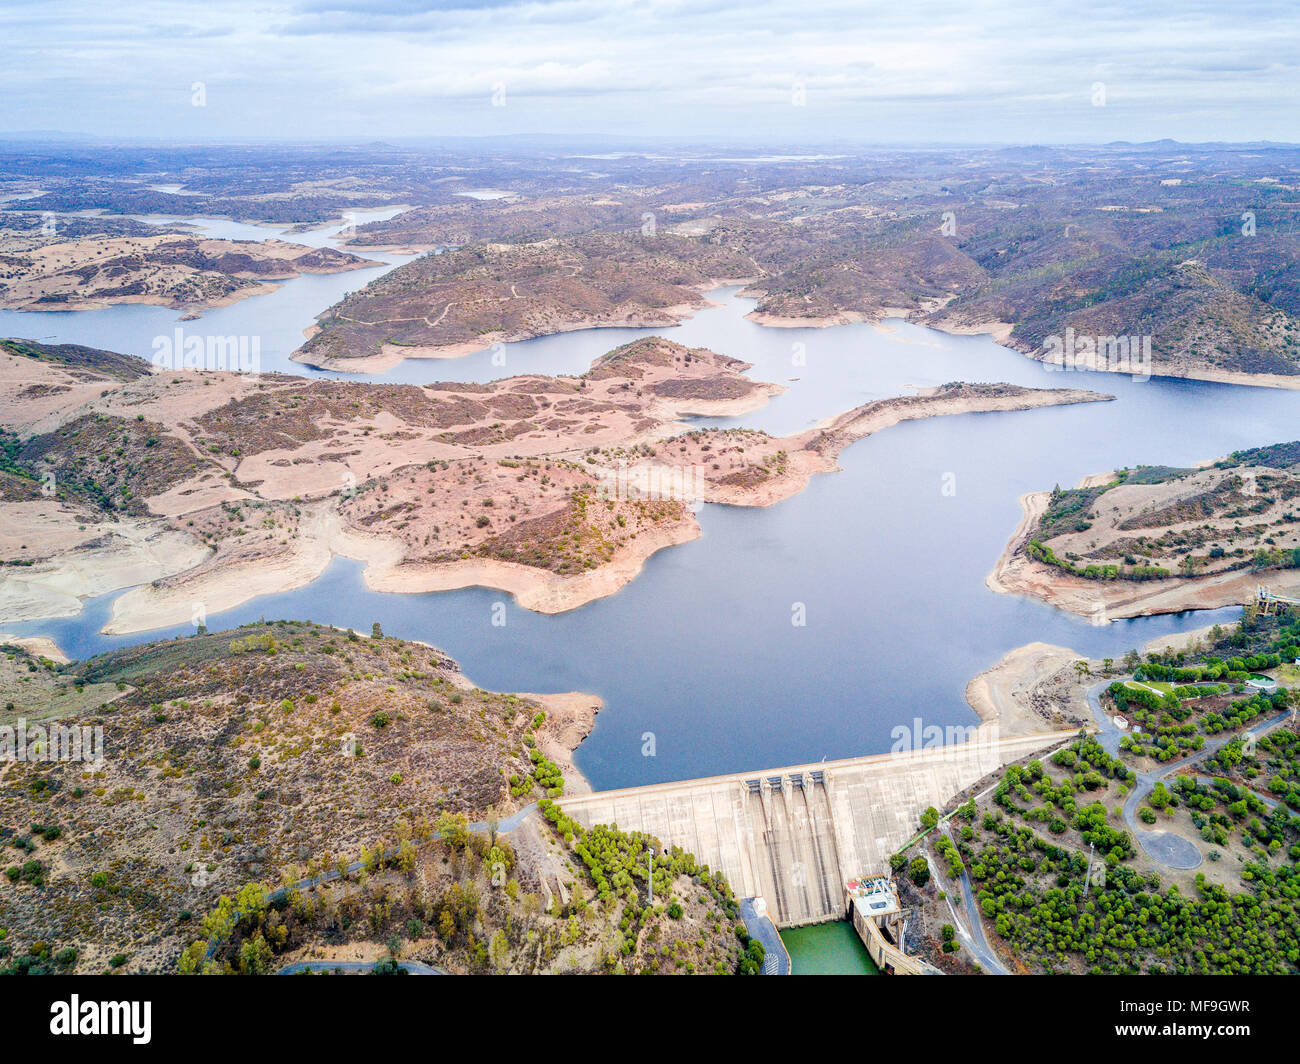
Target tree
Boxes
[908,856,930,886]
[178,940,206,975]
[435,812,470,850]
[235,882,268,921]
[489,928,510,971]
[201,896,238,947]
[920,807,940,830]
[238,933,273,975]
[371,621,384,639]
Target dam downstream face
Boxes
[3,269,1299,790]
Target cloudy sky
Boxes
[1,0,1296,144]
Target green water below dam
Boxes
[780,921,881,975]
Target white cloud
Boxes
[0,0,1295,141]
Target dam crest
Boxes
[558,729,1074,930]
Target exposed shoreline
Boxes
[749,304,1300,392]
[286,264,1300,391]
[0,633,69,663]
[986,474,1300,622]
[100,504,702,636]
[705,384,1114,508]
[4,284,284,315]
[2,384,1113,638]
[0,234,373,314]
[290,279,752,373]
[522,690,603,796]
[0,512,212,628]
[743,308,874,329]
[349,515,702,617]
[965,641,1093,736]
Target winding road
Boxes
[1085,680,1293,870]
[931,678,1292,974]
[935,828,1009,975]
[278,959,444,975]
[214,803,541,965]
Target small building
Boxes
[846,874,901,922]
[845,873,941,975]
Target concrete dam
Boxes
[558,729,1074,928]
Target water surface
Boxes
[781,921,880,975]
[2,234,1297,791]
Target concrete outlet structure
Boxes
[847,873,941,975]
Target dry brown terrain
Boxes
[294,231,758,369]
[0,623,751,974]
[0,335,779,628]
[608,382,1115,508]
[965,642,1093,736]
[12,143,1300,387]
[0,231,369,312]
[988,444,1300,620]
[0,339,1110,634]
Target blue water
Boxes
[2,220,1296,790]
[0,209,415,375]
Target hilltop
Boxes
[989,442,1300,619]
[0,218,370,312]
[0,622,759,974]
[278,144,1300,385]
[295,232,756,369]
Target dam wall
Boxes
[558,729,1074,928]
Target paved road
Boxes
[936,827,1008,975]
[740,898,790,975]
[271,802,539,902]
[1191,774,1281,812]
[1085,680,1292,870]
[278,959,444,975]
[208,804,541,961]
[923,680,1292,973]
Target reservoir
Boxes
[2,215,1296,792]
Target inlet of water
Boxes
[3,220,1296,790]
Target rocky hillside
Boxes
[0,623,757,974]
